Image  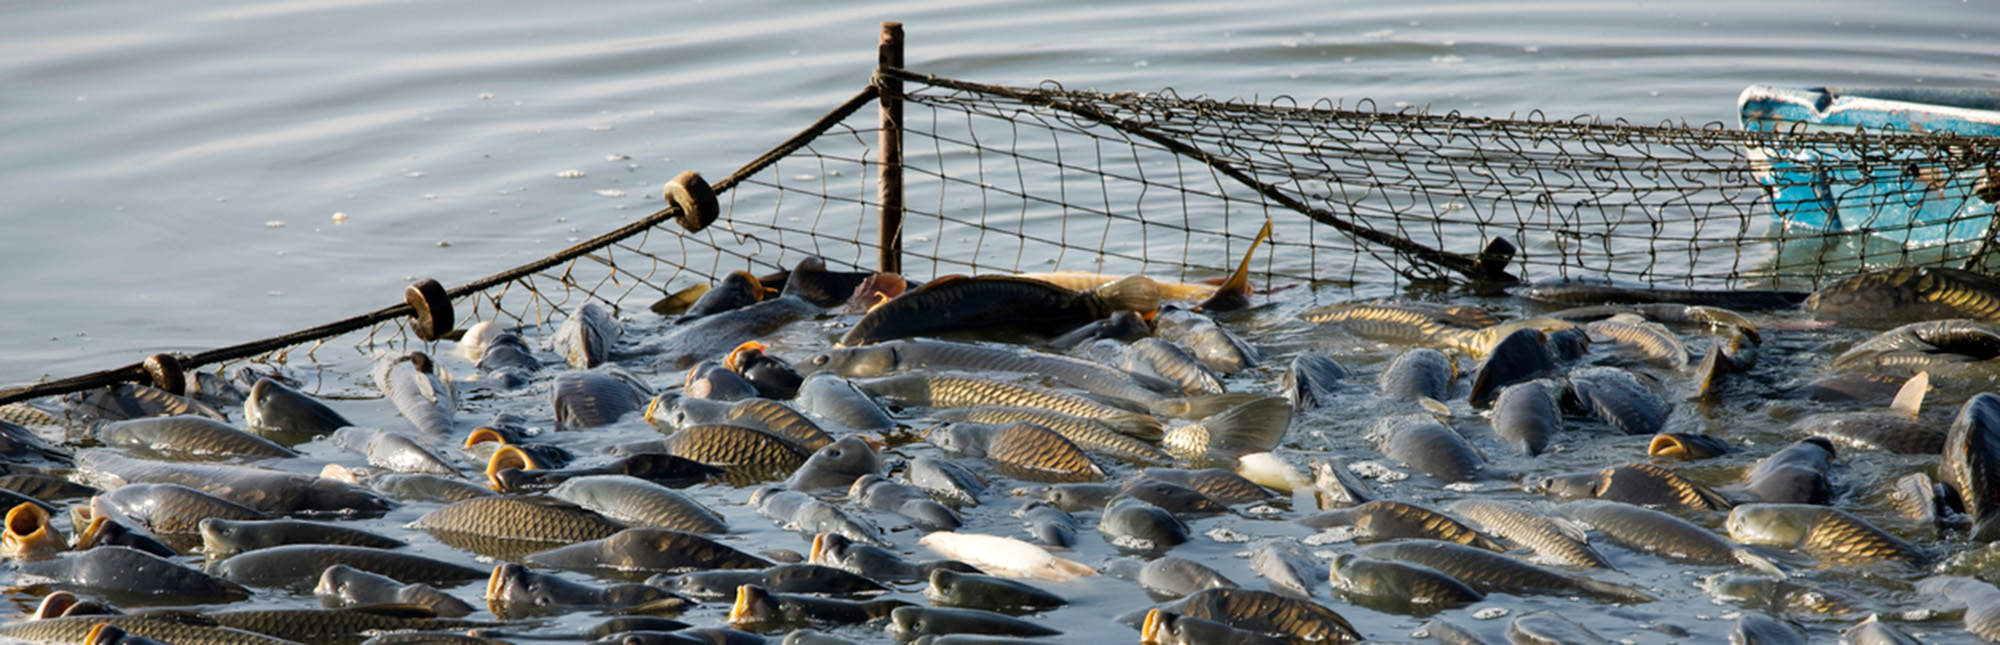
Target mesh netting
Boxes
[4,67,1997,403]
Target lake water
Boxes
[4,0,2000,642]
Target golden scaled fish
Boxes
[840,274,1159,346]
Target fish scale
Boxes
[1799,507,1928,568]
[1446,499,1613,569]
[938,407,1172,465]
[980,423,1103,482]
[862,373,1162,438]
[0,616,299,645]
[661,424,810,469]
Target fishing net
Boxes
[6,64,1998,403]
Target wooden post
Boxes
[877,22,905,275]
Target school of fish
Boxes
[11,223,2000,643]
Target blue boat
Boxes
[1738,85,2000,248]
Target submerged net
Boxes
[5,66,1997,403]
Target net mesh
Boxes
[5,68,1998,403]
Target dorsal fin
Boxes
[906,274,972,296]
[1196,218,1274,313]
[1891,371,1928,416]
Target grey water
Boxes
[3,0,1999,642]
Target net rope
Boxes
[4,68,1997,404]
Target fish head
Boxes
[197,517,251,556]
[1,501,60,561]
[1724,504,1813,547]
[727,584,779,626]
[888,606,929,640]
[799,345,898,378]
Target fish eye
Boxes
[827,449,842,457]
[811,354,830,366]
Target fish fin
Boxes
[1576,577,1655,604]
[1418,397,1452,419]
[907,274,971,296]
[1092,275,1163,314]
[1190,396,1293,461]
[613,597,698,616]
[1098,412,1166,441]
[1150,392,1266,419]
[1691,481,1736,511]
[1891,371,1928,416]
[1044,555,1098,580]
[1548,516,1592,543]
[1234,451,1302,493]
[1733,548,1789,578]
[1196,218,1274,313]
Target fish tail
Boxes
[1188,396,1293,461]
[1197,217,1274,312]
[1149,392,1266,419]
[1093,275,1162,315]
[1099,412,1166,441]
[1045,556,1098,580]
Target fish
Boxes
[1140,609,1287,645]
[1141,467,1275,505]
[812,532,980,583]
[1099,495,1190,553]
[410,495,625,560]
[859,372,1162,439]
[1562,366,1671,436]
[1489,379,1562,456]
[1013,501,1079,548]
[18,546,251,605]
[3,501,64,560]
[0,473,95,503]
[1530,462,1732,511]
[1508,612,1612,645]
[1917,577,2000,642]
[553,368,653,429]
[1584,313,1689,370]
[1466,328,1558,408]
[887,606,1062,641]
[1945,391,2000,541]
[1155,587,1363,644]
[1309,457,1375,510]
[1743,437,1836,505]
[331,426,458,475]
[752,487,891,547]
[925,569,1066,614]
[725,341,804,400]
[655,395,834,451]
[526,527,771,575]
[917,531,1094,581]
[475,331,542,388]
[1647,432,1732,460]
[1725,503,1928,570]
[928,421,1107,483]
[75,450,393,516]
[681,359,761,402]
[554,302,622,370]
[96,483,270,540]
[1701,574,1864,620]
[782,435,880,491]
[1133,556,1237,600]
[1832,319,2000,378]
[726,583,909,632]
[651,563,889,600]
[1153,307,1262,373]
[1119,337,1228,398]
[1048,309,1151,350]
[851,474,962,531]
[650,279,820,370]
[904,456,987,507]
[65,383,228,425]
[676,271,766,322]
[1730,612,1808,645]
[1444,499,1613,569]
[802,338,1178,410]
[1354,539,1653,603]
[486,562,692,620]
[936,406,1173,466]
[0,615,297,645]
[371,351,456,437]
[213,544,486,589]
[68,507,176,557]
[1301,499,1505,550]
[204,607,498,644]
[314,564,473,617]
[96,415,296,461]
[1805,266,2000,327]
[549,474,729,533]
[1839,614,1921,645]
[794,373,896,432]
[1518,277,1806,310]
[762,257,885,309]
[1327,553,1484,613]
[1378,348,1456,401]
[1372,414,1486,483]
[1282,352,1349,412]
[373,472,496,504]
[1553,499,1739,566]
[655,424,811,473]
[1248,539,1323,599]
[840,274,1159,346]
[1791,372,1942,454]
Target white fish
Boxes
[917,532,1095,581]
[456,320,503,362]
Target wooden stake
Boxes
[877,22,905,275]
